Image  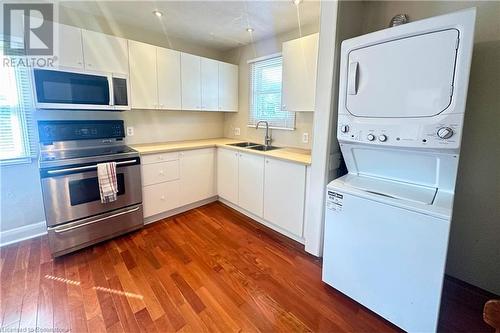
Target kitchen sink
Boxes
[248,145,281,151]
[228,142,260,147]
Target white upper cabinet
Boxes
[217,148,239,203]
[82,30,129,74]
[129,40,158,110]
[238,152,265,217]
[181,53,202,111]
[57,24,84,69]
[281,33,319,112]
[201,58,219,111]
[179,148,216,206]
[218,62,238,112]
[264,158,306,237]
[157,47,182,110]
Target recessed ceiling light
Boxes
[246,27,254,33]
[153,10,163,17]
[293,0,302,5]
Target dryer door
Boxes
[346,29,459,118]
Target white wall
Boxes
[222,23,319,150]
[337,0,500,295]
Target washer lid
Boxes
[342,174,437,205]
[346,29,459,118]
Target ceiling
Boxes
[57,1,321,51]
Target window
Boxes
[0,40,36,164]
[248,55,295,129]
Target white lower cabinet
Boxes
[141,147,307,241]
[179,148,216,206]
[143,181,180,217]
[217,148,239,203]
[237,152,265,217]
[264,157,306,237]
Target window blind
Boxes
[248,56,295,129]
[0,40,37,164]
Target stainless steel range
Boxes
[38,120,143,257]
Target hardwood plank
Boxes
[52,258,71,332]
[134,308,158,333]
[170,272,205,314]
[36,261,53,331]
[107,275,140,333]
[18,238,41,330]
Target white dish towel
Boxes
[97,162,118,203]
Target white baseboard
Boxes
[0,221,47,247]
[144,196,218,225]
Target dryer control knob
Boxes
[378,134,387,142]
[340,125,349,133]
[367,134,375,141]
[437,127,454,139]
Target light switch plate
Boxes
[126,126,134,136]
[302,132,309,143]
[234,127,241,136]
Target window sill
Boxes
[0,157,35,167]
[247,125,295,131]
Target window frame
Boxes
[247,53,296,131]
[0,37,37,166]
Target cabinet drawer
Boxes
[142,160,179,186]
[143,181,180,218]
[141,152,179,165]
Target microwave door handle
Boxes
[108,75,114,106]
[46,159,137,175]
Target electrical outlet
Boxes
[302,132,309,143]
[234,127,241,136]
[126,126,134,136]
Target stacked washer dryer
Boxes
[322,9,476,333]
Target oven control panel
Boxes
[38,120,125,144]
[337,114,463,150]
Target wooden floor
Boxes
[0,202,495,332]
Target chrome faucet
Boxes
[255,120,272,147]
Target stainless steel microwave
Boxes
[33,68,130,111]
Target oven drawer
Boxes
[141,160,179,186]
[47,204,143,257]
[142,152,179,165]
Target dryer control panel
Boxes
[337,114,463,150]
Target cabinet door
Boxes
[181,53,201,110]
[57,24,84,69]
[179,148,216,206]
[143,181,180,218]
[217,148,239,204]
[282,33,319,112]
[128,40,158,109]
[82,30,129,74]
[218,62,238,112]
[238,152,264,217]
[157,47,181,110]
[264,158,306,237]
[201,58,219,111]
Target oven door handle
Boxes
[48,206,141,233]
[46,159,138,175]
